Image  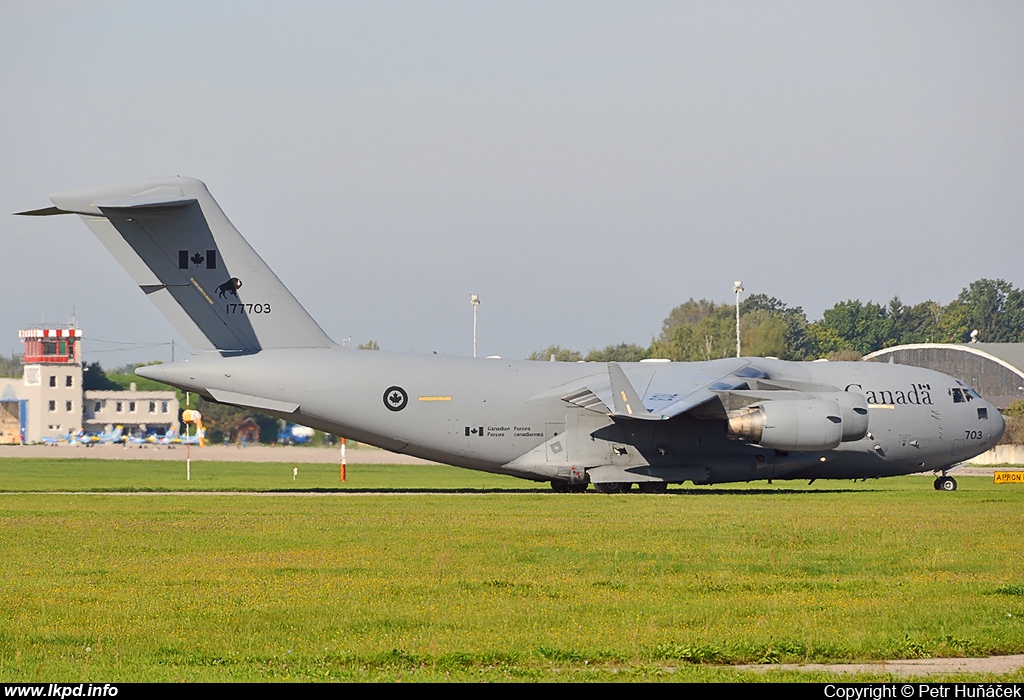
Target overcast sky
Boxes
[2,1,1022,365]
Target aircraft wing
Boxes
[559,359,767,420]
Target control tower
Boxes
[16,325,83,442]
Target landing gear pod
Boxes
[727,399,844,451]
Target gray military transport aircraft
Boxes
[18,177,1004,492]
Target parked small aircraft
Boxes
[78,425,124,446]
[41,430,85,446]
[18,178,1004,491]
[127,427,179,446]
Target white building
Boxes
[83,384,178,435]
[0,326,178,443]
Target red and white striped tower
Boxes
[19,326,82,364]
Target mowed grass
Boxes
[0,460,1023,681]
[0,457,529,493]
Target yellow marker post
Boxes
[340,436,347,482]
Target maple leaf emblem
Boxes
[190,252,205,266]
[382,385,408,411]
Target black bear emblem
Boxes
[216,277,243,298]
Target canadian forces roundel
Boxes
[383,386,408,412]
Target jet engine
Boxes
[726,398,844,451]
[822,391,869,442]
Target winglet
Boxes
[608,362,665,420]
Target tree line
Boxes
[528,278,1024,363]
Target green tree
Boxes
[935,299,971,343]
[953,279,1024,343]
[584,343,648,363]
[740,294,812,360]
[655,295,806,361]
[889,298,943,345]
[0,354,23,379]
[81,362,121,390]
[659,298,723,338]
[741,310,788,358]
[357,340,380,350]
[815,300,894,355]
[652,313,735,361]
[526,345,583,362]
[805,322,850,358]
[825,349,863,362]
[653,299,731,361]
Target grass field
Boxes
[1,459,1023,682]
[0,457,528,493]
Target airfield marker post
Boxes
[185,392,191,481]
[340,437,347,482]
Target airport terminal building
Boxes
[0,325,179,444]
[864,342,1024,410]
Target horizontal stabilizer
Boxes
[14,206,66,217]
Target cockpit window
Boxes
[978,407,989,420]
[950,388,964,403]
[955,381,981,402]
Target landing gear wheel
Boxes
[934,476,958,491]
[594,482,631,494]
[551,480,588,493]
[638,482,668,494]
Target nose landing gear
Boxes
[934,475,957,491]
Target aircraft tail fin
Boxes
[21,177,333,353]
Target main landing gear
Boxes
[593,482,631,494]
[550,480,670,494]
[934,475,957,491]
[549,480,588,493]
[592,482,669,494]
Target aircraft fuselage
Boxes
[139,350,1003,486]
[22,176,1002,491]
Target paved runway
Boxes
[732,653,1024,677]
[0,443,437,464]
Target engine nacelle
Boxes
[820,391,869,442]
[727,398,844,451]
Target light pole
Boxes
[470,294,480,357]
[733,281,744,358]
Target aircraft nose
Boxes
[135,364,167,382]
[990,403,1006,443]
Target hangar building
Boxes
[864,343,1024,410]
